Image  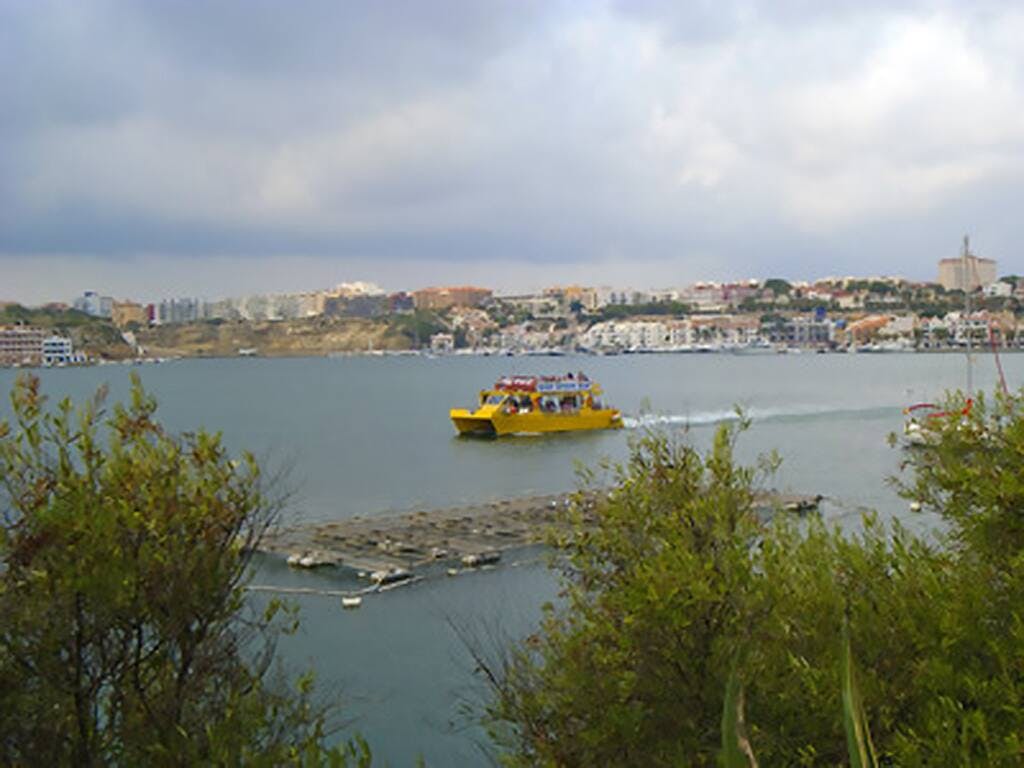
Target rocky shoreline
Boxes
[259,490,822,577]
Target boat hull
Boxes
[450,408,623,436]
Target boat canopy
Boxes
[904,399,973,419]
[493,374,593,393]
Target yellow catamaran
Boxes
[450,373,624,436]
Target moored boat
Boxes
[450,373,624,436]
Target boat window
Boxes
[486,394,506,405]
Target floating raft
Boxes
[260,490,822,577]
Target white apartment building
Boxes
[430,332,455,353]
[582,321,670,351]
[0,327,80,366]
[73,291,114,318]
[42,335,83,365]
[582,317,765,351]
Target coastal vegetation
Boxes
[386,310,451,348]
[6,369,1024,765]
[596,300,694,321]
[479,396,1024,765]
[0,375,368,765]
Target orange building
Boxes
[412,286,492,310]
[845,314,892,343]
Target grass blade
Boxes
[842,621,878,768]
[721,658,758,767]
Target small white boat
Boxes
[341,596,362,609]
[902,399,974,448]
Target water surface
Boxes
[0,351,1006,764]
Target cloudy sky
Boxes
[3,0,1023,303]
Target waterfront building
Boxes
[845,315,896,344]
[413,286,492,311]
[41,335,83,365]
[0,326,83,367]
[878,315,917,339]
[581,320,670,351]
[0,325,46,365]
[938,254,996,292]
[763,316,834,348]
[581,315,764,352]
[946,311,995,345]
[430,332,455,353]
[690,315,762,346]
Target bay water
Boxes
[0,351,1009,764]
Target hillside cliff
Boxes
[134,316,413,357]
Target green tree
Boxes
[0,375,368,766]
[482,397,1024,765]
[597,301,692,321]
[763,278,792,296]
[388,310,447,348]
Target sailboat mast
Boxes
[963,234,973,394]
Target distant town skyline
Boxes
[0,256,994,309]
[3,2,1023,303]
